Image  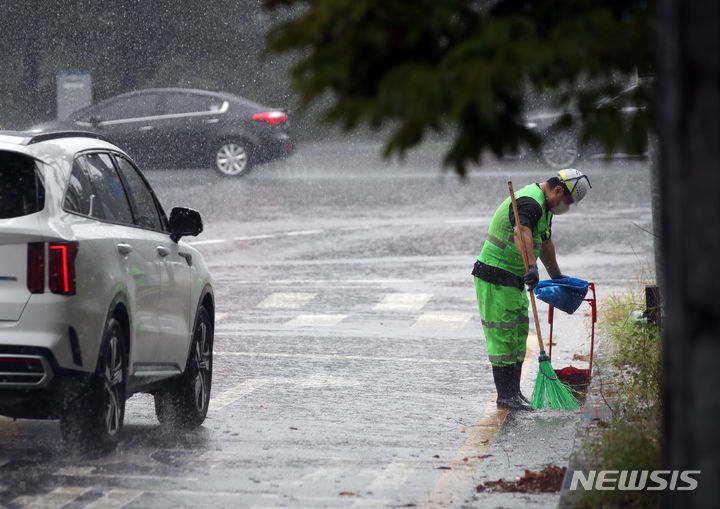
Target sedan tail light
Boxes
[252,111,288,125]
[48,242,79,295]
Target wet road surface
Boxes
[0,142,654,508]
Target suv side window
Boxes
[64,158,94,216]
[113,156,166,231]
[70,153,134,225]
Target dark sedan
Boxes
[31,88,294,176]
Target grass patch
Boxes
[576,287,663,508]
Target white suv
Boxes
[0,131,214,450]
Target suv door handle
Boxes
[117,243,133,255]
[156,246,170,257]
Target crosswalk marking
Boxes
[83,489,144,509]
[11,487,90,509]
[412,312,472,330]
[367,462,417,491]
[257,292,317,309]
[211,375,363,411]
[374,293,432,312]
[286,314,347,327]
[209,379,270,410]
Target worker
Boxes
[472,169,591,410]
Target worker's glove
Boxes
[524,264,539,290]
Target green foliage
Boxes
[579,288,663,508]
[265,0,656,174]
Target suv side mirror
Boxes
[169,207,203,243]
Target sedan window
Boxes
[83,94,162,122]
[114,156,165,231]
[0,151,45,218]
[72,153,134,225]
[162,93,224,115]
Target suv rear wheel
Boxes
[60,318,126,451]
[215,140,253,177]
[154,306,213,429]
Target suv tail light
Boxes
[48,242,79,295]
[27,243,45,293]
[252,111,288,125]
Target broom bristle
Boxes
[530,353,579,410]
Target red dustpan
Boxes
[547,282,597,396]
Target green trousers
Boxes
[474,277,529,367]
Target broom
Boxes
[508,181,579,411]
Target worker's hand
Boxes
[550,272,567,280]
[524,264,539,290]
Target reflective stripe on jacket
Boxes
[477,183,551,277]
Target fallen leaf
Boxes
[573,354,591,362]
[339,491,355,496]
[476,465,566,493]
[289,427,298,430]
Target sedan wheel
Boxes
[215,142,252,176]
[541,131,579,169]
[61,318,126,451]
[155,307,213,429]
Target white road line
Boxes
[83,489,144,509]
[11,487,90,509]
[256,292,317,309]
[215,312,229,322]
[374,293,432,312]
[54,466,95,476]
[286,314,347,327]
[187,238,226,245]
[367,462,417,492]
[284,229,324,236]
[209,379,270,411]
[412,312,472,331]
[233,234,275,241]
[215,351,484,365]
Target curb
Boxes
[557,337,617,508]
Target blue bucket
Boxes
[533,277,589,314]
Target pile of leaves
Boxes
[476,465,566,493]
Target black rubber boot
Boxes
[492,365,532,411]
[513,361,532,405]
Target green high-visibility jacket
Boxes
[478,184,552,277]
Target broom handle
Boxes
[508,181,545,354]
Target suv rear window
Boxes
[0,151,45,218]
